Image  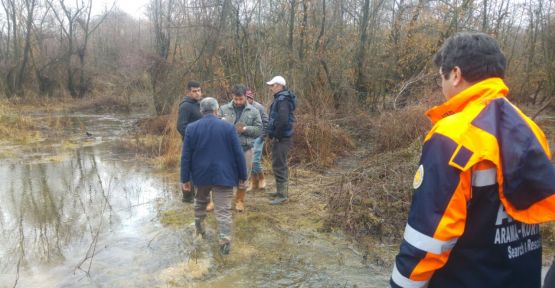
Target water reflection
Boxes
[0,114,182,287]
[0,113,390,287]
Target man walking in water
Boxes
[181,97,247,255]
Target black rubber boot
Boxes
[270,182,288,205]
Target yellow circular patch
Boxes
[413,165,424,189]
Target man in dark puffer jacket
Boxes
[266,75,297,205]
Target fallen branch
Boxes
[532,96,554,121]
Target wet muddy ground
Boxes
[0,112,390,287]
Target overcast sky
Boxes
[95,0,149,19]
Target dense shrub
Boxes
[371,105,431,153]
[290,113,355,168]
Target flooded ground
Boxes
[0,112,390,287]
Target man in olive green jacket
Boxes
[218,84,262,212]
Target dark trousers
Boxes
[271,137,292,183]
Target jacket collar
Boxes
[202,114,219,121]
[183,96,199,103]
[274,89,290,98]
[426,77,509,124]
[227,101,253,111]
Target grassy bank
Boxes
[0,96,134,145]
[0,100,43,144]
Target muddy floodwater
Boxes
[0,113,390,287]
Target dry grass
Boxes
[154,102,182,169]
[126,105,357,171]
[321,106,430,243]
[291,113,356,168]
[0,97,130,145]
[117,100,182,169]
[0,100,42,144]
[324,138,421,244]
[371,105,431,153]
[323,104,555,259]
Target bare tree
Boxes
[47,0,85,97]
[355,0,371,103]
[16,0,37,95]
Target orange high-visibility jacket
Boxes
[391,78,555,288]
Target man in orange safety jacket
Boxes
[391,32,555,287]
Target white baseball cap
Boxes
[266,75,286,86]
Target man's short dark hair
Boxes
[433,32,506,83]
[231,84,246,97]
[187,80,201,91]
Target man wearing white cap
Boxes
[266,75,297,205]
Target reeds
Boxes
[0,100,41,144]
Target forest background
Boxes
[1,0,555,248]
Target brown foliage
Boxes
[136,115,172,135]
[137,100,183,169]
[117,99,182,169]
[323,106,432,242]
[290,113,355,168]
[371,105,431,153]
[325,138,421,243]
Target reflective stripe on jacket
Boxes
[391,78,555,288]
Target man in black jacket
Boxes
[266,75,297,205]
[177,81,203,139]
[177,80,203,203]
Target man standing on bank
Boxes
[177,80,202,203]
[181,97,247,255]
[219,84,262,212]
[391,32,555,287]
[246,88,269,190]
[266,76,297,205]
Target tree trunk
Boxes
[299,0,307,61]
[482,0,488,32]
[16,0,37,96]
[355,0,370,103]
[288,0,296,72]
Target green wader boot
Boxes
[270,182,288,205]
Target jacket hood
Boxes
[275,89,297,110]
[426,78,508,124]
[425,77,555,224]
